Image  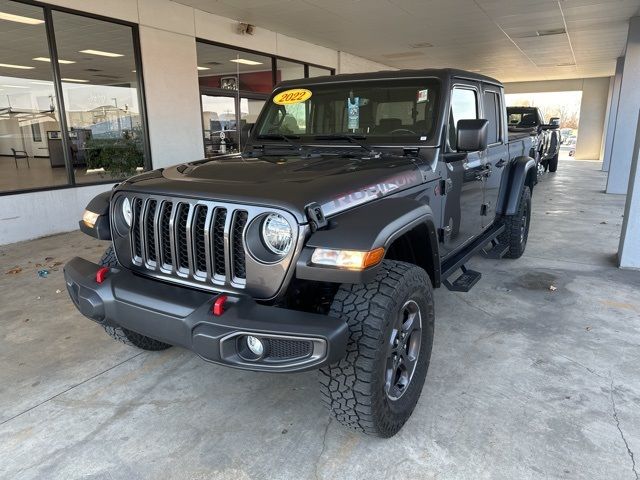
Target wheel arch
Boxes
[79,190,113,240]
[296,197,441,287]
[385,222,440,287]
[496,155,536,216]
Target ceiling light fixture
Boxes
[230,58,263,66]
[0,84,29,89]
[409,42,433,48]
[33,56,75,64]
[197,66,210,70]
[79,49,123,58]
[0,11,44,25]
[536,28,566,37]
[0,62,35,70]
[31,81,53,85]
[62,78,89,83]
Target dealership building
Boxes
[4,0,640,476]
[1,0,640,269]
[0,0,392,244]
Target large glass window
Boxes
[308,66,333,78]
[197,43,273,94]
[52,10,146,184]
[202,94,237,156]
[0,0,64,193]
[196,40,334,158]
[0,0,148,195]
[276,59,304,82]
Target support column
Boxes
[618,112,640,269]
[602,57,624,171]
[607,17,640,194]
[574,77,610,160]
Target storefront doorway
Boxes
[200,93,266,157]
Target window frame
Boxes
[0,0,151,197]
[482,88,503,146]
[447,84,479,152]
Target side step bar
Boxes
[440,224,505,293]
[442,265,481,292]
[481,239,509,259]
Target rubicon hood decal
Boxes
[323,170,421,216]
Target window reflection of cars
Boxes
[205,118,240,155]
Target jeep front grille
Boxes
[129,197,247,286]
[113,194,300,299]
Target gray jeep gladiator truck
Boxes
[507,106,561,173]
[64,69,536,438]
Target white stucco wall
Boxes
[0,184,112,245]
[337,52,397,74]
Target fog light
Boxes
[246,335,265,357]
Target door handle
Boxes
[475,167,491,181]
[495,159,507,168]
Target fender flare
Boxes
[497,156,536,216]
[79,190,113,240]
[296,197,440,285]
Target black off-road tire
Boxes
[319,260,435,437]
[548,153,559,172]
[498,186,531,259]
[98,246,172,351]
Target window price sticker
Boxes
[417,89,429,103]
[273,88,312,105]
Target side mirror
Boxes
[549,117,560,126]
[456,119,489,152]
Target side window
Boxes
[482,91,500,144]
[449,87,478,149]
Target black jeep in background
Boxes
[507,106,561,172]
[65,69,537,437]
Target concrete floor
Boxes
[1,160,639,480]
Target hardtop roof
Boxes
[276,68,503,89]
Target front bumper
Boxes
[63,257,348,372]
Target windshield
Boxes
[255,79,440,142]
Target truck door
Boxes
[481,87,508,228]
[440,85,485,256]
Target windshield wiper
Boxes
[313,134,376,154]
[256,133,303,151]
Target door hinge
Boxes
[305,202,328,231]
[480,203,489,216]
[437,225,452,243]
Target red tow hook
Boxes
[212,294,228,316]
[96,267,109,284]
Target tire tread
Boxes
[319,260,433,437]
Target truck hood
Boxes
[118,153,425,223]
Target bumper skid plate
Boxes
[64,257,348,372]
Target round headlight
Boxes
[261,213,293,255]
[122,197,132,227]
